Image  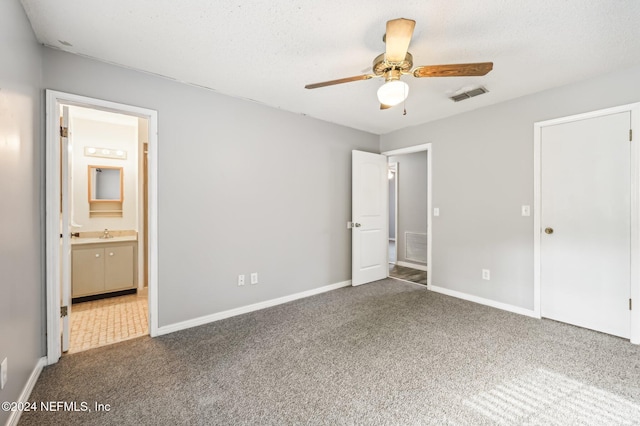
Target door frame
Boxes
[45,90,159,364]
[388,161,398,264]
[533,103,640,344]
[381,143,432,287]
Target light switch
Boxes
[521,205,531,217]
[433,208,440,217]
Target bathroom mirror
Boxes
[88,166,123,202]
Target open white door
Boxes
[352,150,388,286]
[60,106,71,352]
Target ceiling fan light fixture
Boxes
[377,80,409,106]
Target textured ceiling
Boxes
[20,0,640,135]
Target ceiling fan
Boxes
[304,18,493,110]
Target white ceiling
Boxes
[20,0,640,135]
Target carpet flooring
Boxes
[20,279,640,425]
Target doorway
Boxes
[383,144,432,287]
[534,103,640,344]
[66,106,148,353]
[45,91,159,364]
[386,151,428,286]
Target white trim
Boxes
[429,285,539,318]
[382,143,432,287]
[6,357,46,426]
[382,143,431,157]
[389,161,398,265]
[45,90,160,365]
[396,261,428,272]
[533,123,541,317]
[156,280,352,336]
[534,102,640,344]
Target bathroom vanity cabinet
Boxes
[71,239,137,298]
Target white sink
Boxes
[71,235,137,245]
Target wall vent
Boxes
[449,87,489,102]
[405,232,427,263]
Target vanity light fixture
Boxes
[84,146,127,160]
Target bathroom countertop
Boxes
[71,235,138,245]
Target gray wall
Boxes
[381,63,640,310]
[0,1,44,424]
[388,171,396,240]
[42,48,379,326]
[389,153,428,265]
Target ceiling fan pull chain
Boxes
[403,83,407,115]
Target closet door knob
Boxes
[95,254,100,258]
[109,252,114,256]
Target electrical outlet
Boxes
[482,269,491,280]
[433,208,440,217]
[238,275,245,286]
[250,273,258,285]
[521,205,531,216]
[1,357,7,390]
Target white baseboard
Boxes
[428,284,539,318]
[6,357,46,426]
[156,280,352,336]
[396,261,428,272]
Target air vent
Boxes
[449,87,489,102]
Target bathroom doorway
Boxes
[45,91,158,364]
[64,106,148,353]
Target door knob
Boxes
[354,223,361,227]
[544,227,554,234]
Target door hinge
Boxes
[60,126,68,138]
[60,305,68,317]
[630,299,633,310]
[630,129,633,142]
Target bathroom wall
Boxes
[70,110,139,232]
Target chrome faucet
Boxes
[101,228,113,239]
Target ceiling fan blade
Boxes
[305,74,375,89]
[413,62,493,78]
[385,18,416,63]
[380,103,392,110]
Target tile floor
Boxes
[389,263,428,285]
[68,289,148,354]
